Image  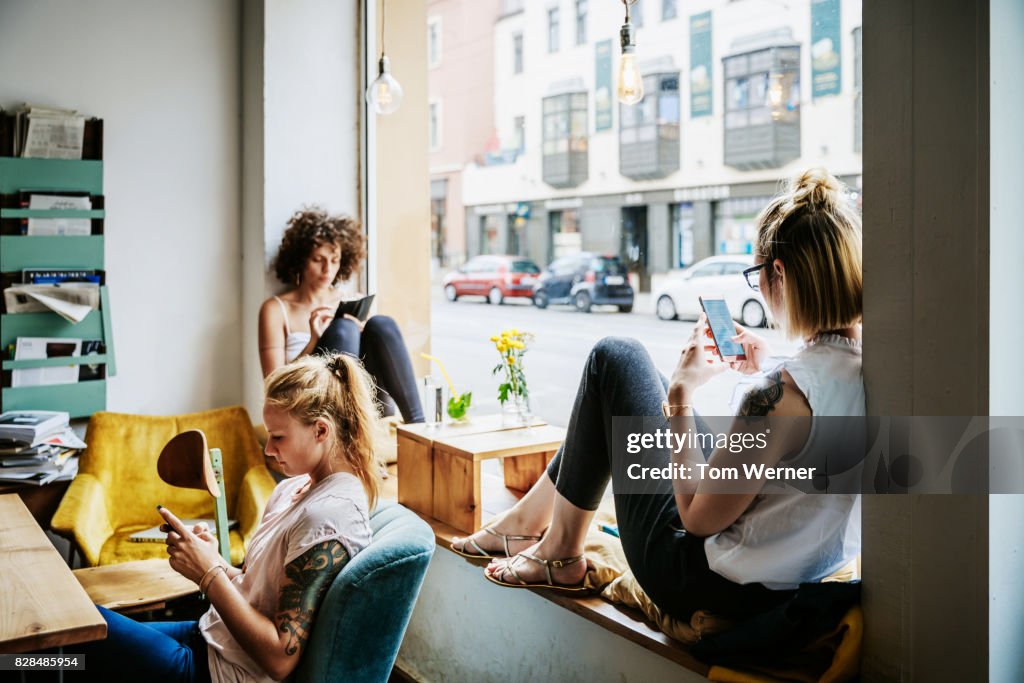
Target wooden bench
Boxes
[381,463,710,677]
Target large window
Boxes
[853,26,863,153]
[723,45,801,169]
[548,7,560,53]
[575,0,587,46]
[542,92,589,188]
[513,33,524,74]
[619,71,680,179]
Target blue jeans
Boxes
[68,606,210,683]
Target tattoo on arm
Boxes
[275,540,350,657]
[738,371,784,417]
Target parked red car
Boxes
[443,255,541,305]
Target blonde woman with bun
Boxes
[73,354,382,683]
[455,168,863,622]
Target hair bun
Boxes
[791,167,841,210]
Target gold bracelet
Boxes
[199,565,226,598]
[661,401,693,417]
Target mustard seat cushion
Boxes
[52,406,276,567]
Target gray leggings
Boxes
[545,337,794,619]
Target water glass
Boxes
[422,376,444,428]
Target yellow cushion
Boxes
[53,406,275,567]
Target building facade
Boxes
[457,0,862,290]
[427,0,503,267]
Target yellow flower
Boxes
[509,328,520,336]
[489,335,499,342]
[510,340,525,349]
[507,355,515,365]
[497,341,508,354]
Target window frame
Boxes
[575,0,588,46]
[427,16,442,69]
[548,6,560,53]
[428,99,442,152]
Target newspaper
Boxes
[21,106,85,159]
[27,194,92,236]
[12,337,82,388]
[3,283,100,323]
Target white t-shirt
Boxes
[199,472,371,683]
[704,334,864,590]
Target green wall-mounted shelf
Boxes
[1,156,114,418]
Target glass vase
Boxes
[502,393,531,427]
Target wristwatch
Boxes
[661,401,693,417]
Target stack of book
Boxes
[0,410,85,486]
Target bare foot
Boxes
[450,523,543,558]
[485,540,588,588]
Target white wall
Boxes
[240,0,362,417]
[0,0,243,415]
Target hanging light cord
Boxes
[380,0,387,58]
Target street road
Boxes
[429,288,799,427]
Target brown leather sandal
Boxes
[484,551,588,593]
[450,527,542,560]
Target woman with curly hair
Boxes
[258,207,424,423]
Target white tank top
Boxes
[703,334,864,590]
[273,296,311,362]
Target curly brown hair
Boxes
[272,207,366,286]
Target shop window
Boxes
[542,92,589,188]
[722,45,801,169]
[619,71,680,179]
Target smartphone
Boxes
[699,296,746,362]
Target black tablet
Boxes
[334,294,375,322]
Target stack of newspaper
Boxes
[11,105,85,159]
[0,410,86,486]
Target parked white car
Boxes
[653,255,770,328]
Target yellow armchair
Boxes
[52,406,277,567]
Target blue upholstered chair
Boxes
[295,502,435,683]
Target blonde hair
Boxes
[263,353,383,510]
[754,168,862,339]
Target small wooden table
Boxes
[0,494,106,654]
[74,559,199,614]
[397,415,565,533]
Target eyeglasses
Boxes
[742,263,767,291]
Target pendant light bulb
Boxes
[617,16,643,105]
[367,55,403,115]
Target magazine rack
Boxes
[0,157,115,417]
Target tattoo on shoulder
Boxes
[276,540,350,657]
[738,371,784,417]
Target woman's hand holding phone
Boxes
[670,314,728,401]
[158,505,225,584]
[727,323,771,374]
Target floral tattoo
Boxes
[738,371,785,417]
[276,540,350,657]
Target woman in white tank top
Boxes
[257,208,424,423]
[457,168,863,621]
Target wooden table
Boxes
[0,494,106,653]
[397,415,565,533]
[74,559,199,614]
